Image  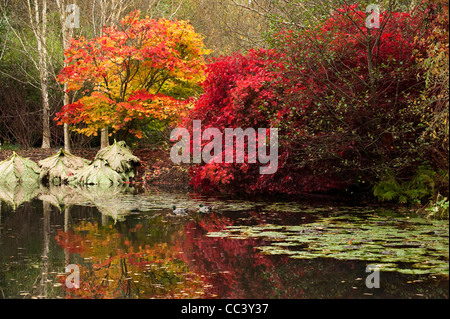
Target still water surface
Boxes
[0,184,448,299]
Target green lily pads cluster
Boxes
[0,141,140,187]
[207,215,449,276]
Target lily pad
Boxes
[206,214,449,276]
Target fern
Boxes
[425,195,449,219]
[373,166,436,204]
[373,177,402,201]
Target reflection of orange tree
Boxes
[55,221,208,298]
[180,214,309,298]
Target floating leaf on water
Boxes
[225,225,249,230]
[272,242,304,247]
[207,214,449,276]
[246,231,287,239]
[251,224,285,231]
[206,232,231,238]
[256,246,298,255]
[290,252,321,260]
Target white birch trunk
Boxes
[100,127,109,149]
[56,0,73,152]
[27,0,51,149]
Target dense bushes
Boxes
[181,4,444,202]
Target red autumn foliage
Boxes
[181,5,430,195]
[56,11,208,139]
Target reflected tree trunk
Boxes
[101,212,108,226]
[64,205,70,232]
[39,200,51,298]
[64,206,70,265]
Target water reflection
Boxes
[0,183,448,299]
[55,220,207,298]
[0,183,41,210]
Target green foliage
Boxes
[425,194,449,219]
[415,0,449,181]
[373,166,436,204]
[0,142,21,151]
[373,177,402,202]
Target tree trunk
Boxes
[64,123,71,152]
[100,127,109,149]
[366,28,377,109]
[39,200,51,298]
[40,65,51,149]
[62,46,71,152]
[38,0,51,149]
[56,0,73,152]
[27,0,51,149]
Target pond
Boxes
[0,183,448,299]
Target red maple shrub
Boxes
[181,5,430,195]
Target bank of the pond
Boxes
[0,147,192,191]
[0,147,446,218]
[0,148,97,164]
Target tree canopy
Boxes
[55,11,209,139]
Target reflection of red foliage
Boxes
[55,229,86,254]
[179,215,308,298]
[198,214,234,232]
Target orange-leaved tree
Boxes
[56,11,209,140]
